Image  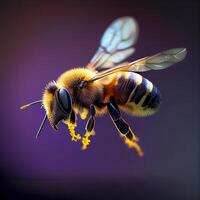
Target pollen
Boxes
[124,138,144,157]
[82,130,95,150]
[80,108,88,120]
[64,120,81,142]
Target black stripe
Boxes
[142,85,161,109]
[142,93,151,107]
[142,85,156,107]
[149,88,161,108]
[115,75,136,103]
[131,78,147,104]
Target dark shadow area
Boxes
[0,176,199,200]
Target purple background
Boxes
[0,0,199,199]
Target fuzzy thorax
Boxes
[42,68,105,122]
[56,68,102,90]
[56,68,104,110]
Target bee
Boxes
[21,17,187,156]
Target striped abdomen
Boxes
[113,72,161,116]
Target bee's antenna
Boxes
[20,100,42,110]
[36,114,47,139]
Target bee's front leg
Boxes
[63,110,81,142]
[82,105,96,150]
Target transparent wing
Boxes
[88,48,187,82]
[128,48,187,72]
[87,17,139,72]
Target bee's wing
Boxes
[128,48,187,72]
[87,17,139,72]
[88,48,187,82]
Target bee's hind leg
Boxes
[82,105,96,150]
[63,110,81,142]
[107,96,144,157]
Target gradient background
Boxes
[0,0,199,199]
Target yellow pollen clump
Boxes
[124,138,144,157]
[64,120,81,142]
[82,130,95,150]
[80,108,88,120]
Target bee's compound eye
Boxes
[56,88,72,113]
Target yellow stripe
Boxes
[127,73,142,102]
[148,81,153,93]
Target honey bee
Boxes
[21,17,187,156]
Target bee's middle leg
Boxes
[63,110,81,142]
[82,105,96,150]
[107,96,144,157]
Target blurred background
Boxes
[0,0,199,199]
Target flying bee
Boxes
[21,17,187,156]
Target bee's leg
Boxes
[63,110,81,142]
[82,105,96,150]
[107,96,144,157]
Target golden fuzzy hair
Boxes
[42,68,106,118]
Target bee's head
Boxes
[43,81,72,130]
[20,81,72,138]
